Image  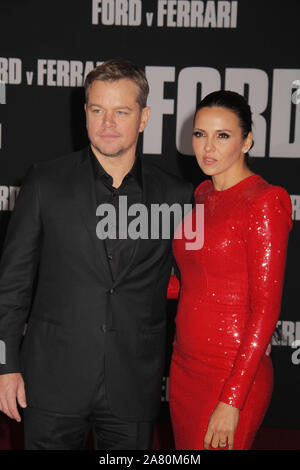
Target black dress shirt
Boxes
[89,147,143,281]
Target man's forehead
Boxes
[87,79,140,104]
[91,78,138,90]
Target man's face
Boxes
[85,78,150,160]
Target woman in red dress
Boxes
[169,91,293,450]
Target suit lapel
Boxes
[73,149,113,283]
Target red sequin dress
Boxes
[169,175,292,450]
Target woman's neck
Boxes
[212,167,254,191]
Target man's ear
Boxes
[139,106,151,133]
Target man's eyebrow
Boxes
[87,103,133,110]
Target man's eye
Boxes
[192,131,204,138]
[92,109,101,113]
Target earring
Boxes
[244,149,249,153]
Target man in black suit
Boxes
[0,59,193,449]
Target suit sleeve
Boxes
[167,182,194,300]
[219,186,293,409]
[0,165,42,374]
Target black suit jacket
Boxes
[0,148,193,421]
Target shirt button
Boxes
[109,288,114,294]
[101,324,107,332]
[108,254,113,261]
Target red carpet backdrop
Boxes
[0,0,299,448]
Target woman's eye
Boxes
[192,131,204,138]
[218,133,229,139]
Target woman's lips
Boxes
[203,157,217,165]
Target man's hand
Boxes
[0,373,27,422]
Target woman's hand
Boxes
[203,401,239,450]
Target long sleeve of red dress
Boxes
[219,186,293,409]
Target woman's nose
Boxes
[204,137,214,152]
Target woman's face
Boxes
[192,106,252,178]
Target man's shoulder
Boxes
[34,148,86,173]
[140,158,193,203]
[141,158,191,188]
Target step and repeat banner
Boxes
[0,0,299,441]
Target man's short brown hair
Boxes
[84,58,149,109]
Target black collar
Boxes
[89,146,143,189]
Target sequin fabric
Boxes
[169,174,292,450]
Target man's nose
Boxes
[103,111,116,126]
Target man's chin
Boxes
[92,145,124,158]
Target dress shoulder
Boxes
[194,180,212,201]
[247,183,293,231]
